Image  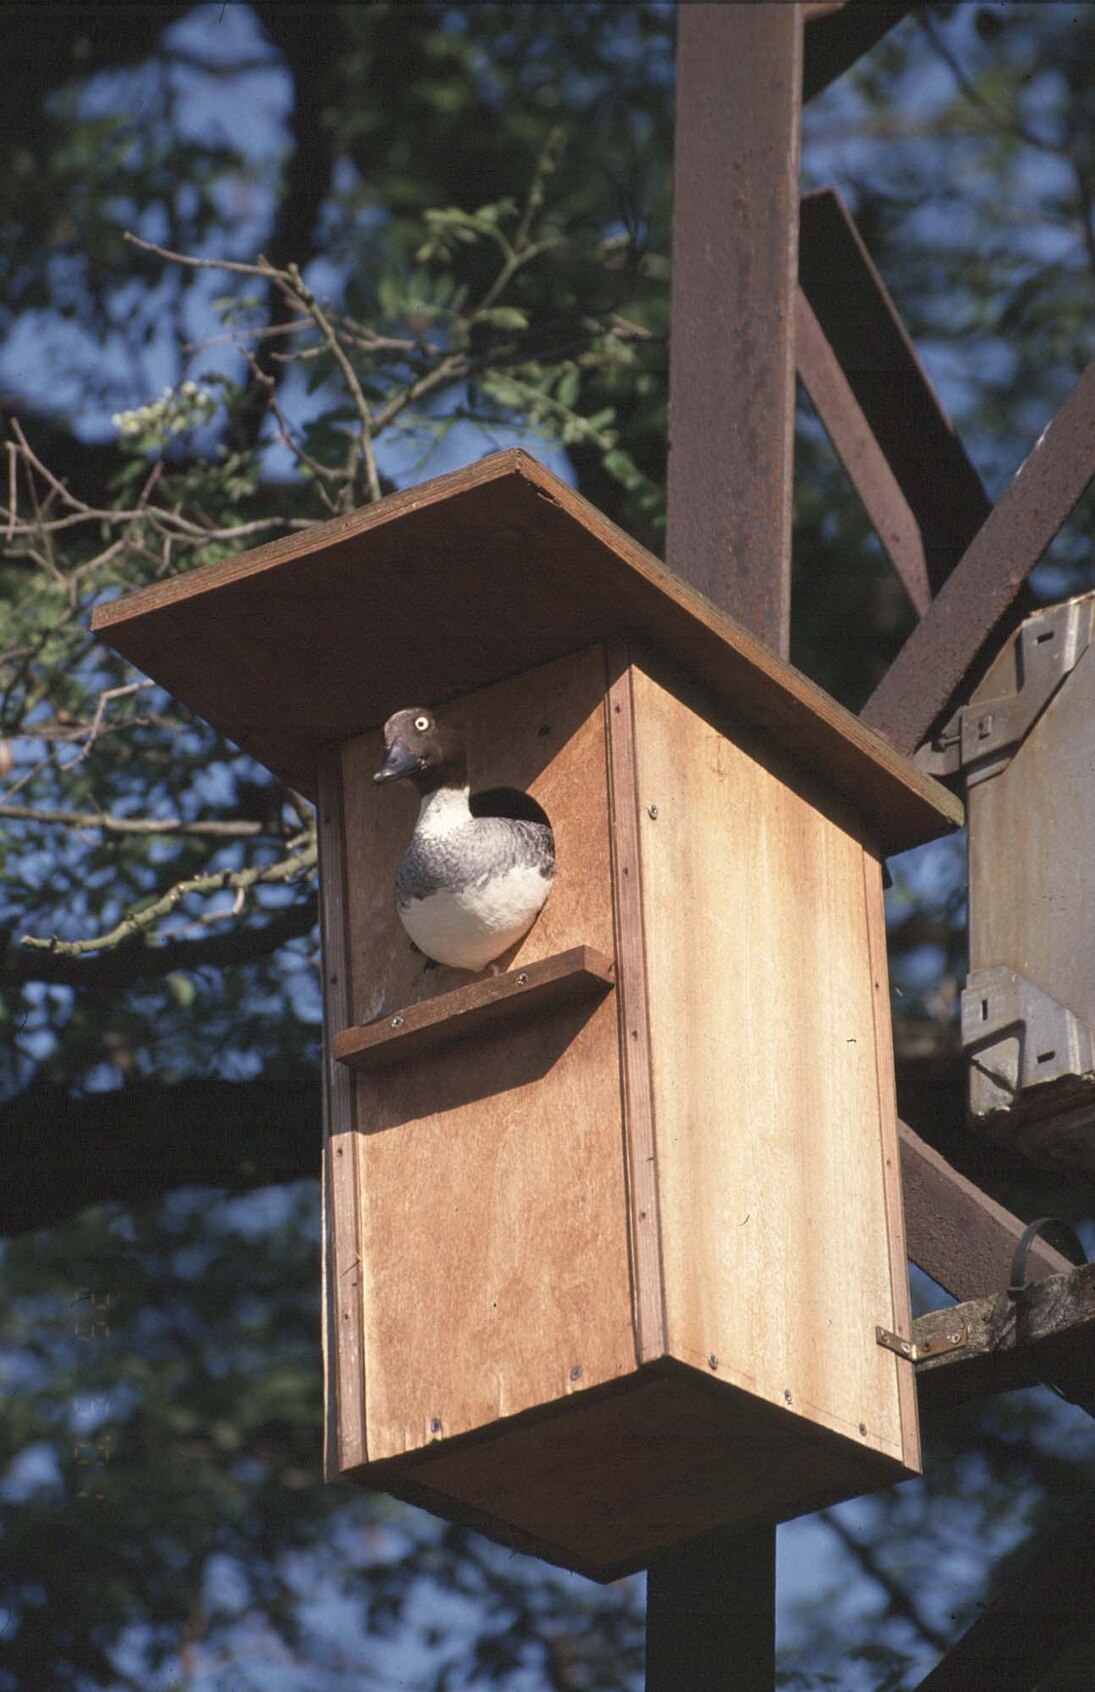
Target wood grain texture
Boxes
[861,843,921,1472]
[914,1261,1095,1417]
[666,1,801,654]
[358,1360,910,1581]
[91,449,960,853]
[316,745,367,1475]
[334,947,614,1073]
[898,1120,1072,1300]
[344,647,634,1461]
[604,641,666,1364]
[630,651,919,1475]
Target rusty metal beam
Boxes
[912,1500,1095,1692]
[899,1120,1072,1301]
[798,189,990,603]
[862,357,1095,754]
[665,2,803,656]
[796,286,932,616]
[803,3,916,104]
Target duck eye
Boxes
[414,715,430,732]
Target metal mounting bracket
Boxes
[915,596,1093,784]
[875,1322,968,1364]
[962,967,1095,1117]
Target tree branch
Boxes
[6,894,317,988]
[0,801,285,840]
[20,834,316,959]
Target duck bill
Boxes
[374,738,421,784]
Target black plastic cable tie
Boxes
[1008,1216,1087,1298]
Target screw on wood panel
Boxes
[859,1423,867,1436]
[647,803,659,818]
[390,1015,404,1028]
[516,972,529,985]
[708,1354,719,1370]
[570,1365,583,1381]
[783,1388,793,1404]
[429,1418,442,1434]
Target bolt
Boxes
[516,972,529,985]
[390,1015,404,1029]
[647,803,659,819]
[429,1418,442,1435]
[570,1365,582,1382]
[708,1354,719,1370]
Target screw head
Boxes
[570,1365,582,1382]
[708,1354,719,1370]
[647,803,659,819]
[390,1015,405,1029]
[429,1417,442,1435]
[516,972,529,985]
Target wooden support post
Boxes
[653,3,804,1681]
[647,1527,777,1692]
[665,2,802,656]
[898,1120,1072,1301]
[911,1499,1095,1691]
[914,1260,1095,1419]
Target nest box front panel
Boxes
[629,654,919,1478]
[337,645,634,1461]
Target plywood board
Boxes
[630,653,919,1474]
[341,645,616,1023]
[92,449,961,854]
[316,745,367,1475]
[359,1362,910,1581]
[334,947,615,1073]
[604,639,665,1364]
[342,646,635,1461]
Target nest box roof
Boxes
[92,448,961,853]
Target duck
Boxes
[374,707,556,972]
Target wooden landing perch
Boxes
[333,946,615,1073]
[914,1260,1095,1418]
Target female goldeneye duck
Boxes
[374,707,556,972]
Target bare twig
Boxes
[20,830,317,957]
[282,263,382,504]
[0,802,282,840]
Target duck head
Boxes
[373,707,467,795]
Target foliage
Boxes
[1,2,1095,1687]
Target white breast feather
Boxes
[399,862,551,971]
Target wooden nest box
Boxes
[94,449,961,1580]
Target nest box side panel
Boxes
[317,744,367,1477]
[630,653,919,1481]
[337,646,634,1462]
[969,637,1095,1026]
